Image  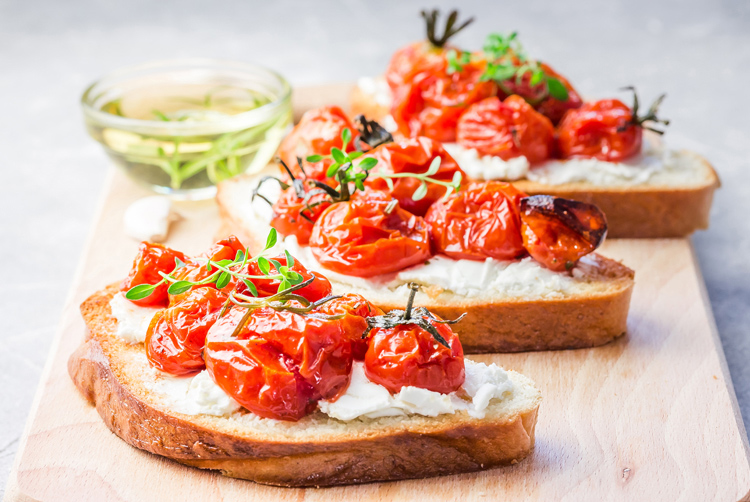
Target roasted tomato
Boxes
[314,294,384,359]
[391,60,497,143]
[496,62,582,125]
[277,106,355,182]
[270,186,333,245]
[204,304,355,420]
[519,195,607,271]
[361,136,464,216]
[170,236,246,301]
[234,254,332,303]
[309,191,432,277]
[425,181,527,261]
[145,287,226,376]
[121,242,187,307]
[364,316,464,394]
[456,95,555,163]
[556,99,643,161]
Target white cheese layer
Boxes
[147,360,513,421]
[444,142,710,187]
[109,292,160,344]
[357,76,392,107]
[319,360,513,420]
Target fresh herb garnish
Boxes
[620,86,670,135]
[446,49,472,74]
[421,9,474,48]
[362,283,466,348]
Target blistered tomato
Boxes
[364,318,464,394]
[519,195,608,271]
[314,293,384,359]
[361,136,465,216]
[234,254,332,302]
[270,186,333,245]
[170,236,246,301]
[425,181,527,261]
[456,95,555,163]
[121,242,187,307]
[145,287,227,376]
[309,191,432,277]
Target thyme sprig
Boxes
[125,228,304,301]
[621,86,670,135]
[362,283,466,348]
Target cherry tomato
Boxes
[456,95,555,163]
[309,191,432,277]
[314,294,384,359]
[425,181,527,261]
[557,99,642,161]
[361,136,465,216]
[121,242,187,307]
[496,62,582,125]
[145,287,227,376]
[205,303,355,420]
[364,319,464,394]
[270,185,333,245]
[385,42,450,91]
[277,106,355,183]
[519,195,608,271]
[169,236,247,302]
[234,254,333,303]
[391,60,497,143]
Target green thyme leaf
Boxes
[257,256,271,275]
[216,272,231,289]
[306,154,323,163]
[426,156,441,176]
[348,151,363,160]
[341,128,352,148]
[355,178,365,191]
[269,259,283,272]
[125,283,157,300]
[206,261,212,272]
[358,157,378,171]
[326,162,341,178]
[284,249,295,267]
[234,249,245,263]
[243,279,258,297]
[547,77,569,101]
[174,257,187,269]
[331,147,347,164]
[530,69,543,86]
[168,281,193,295]
[264,228,278,250]
[412,182,429,201]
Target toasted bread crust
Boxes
[69,285,541,487]
[350,86,719,238]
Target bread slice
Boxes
[350,79,720,238]
[216,172,635,353]
[69,284,542,487]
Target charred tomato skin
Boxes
[121,242,187,308]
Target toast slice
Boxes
[69,284,542,487]
[350,79,720,238]
[216,172,635,353]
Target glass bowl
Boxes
[81,59,292,199]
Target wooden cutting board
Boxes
[5,84,750,502]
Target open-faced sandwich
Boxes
[351,9,719,238]
[217,107,635,353]
[69,233,541,487]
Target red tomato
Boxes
[277,106,355,183]
[385,42,450,91]
[121,242,187,307]
[205,303,355,420]
[145,287,227,376]
[234,254,333,303]
[496,62,582,125]
[425,181,527,261]
[456,95,555,163]
[170,236,246,301]
[391,60,497,143]
[361,136,465,216]
[314,294,384,360]
[270,186,333,245]
[309,191,432,277]
[557,99,642,161]
[364,319,464,394]
[519,195,608,271]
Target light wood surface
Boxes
[5,85,750,501]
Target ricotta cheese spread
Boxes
[444,142,709,187]
[109,292,160,344]
[123,196,177,242]
[147,360,513,421]
[319,360,514,420]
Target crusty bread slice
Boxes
[350,80,720,238]
[69,284,542,487]
[216,172,635,353]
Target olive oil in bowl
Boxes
[82,60,292,199]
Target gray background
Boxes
[1,0,749,495]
